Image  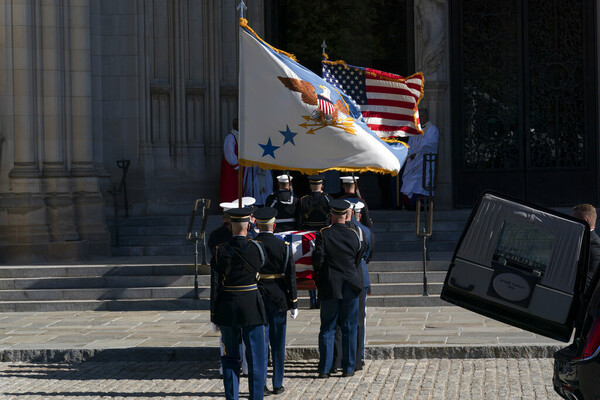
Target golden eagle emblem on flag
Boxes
[277,76,350,123]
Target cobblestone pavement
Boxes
[0,359,561,399]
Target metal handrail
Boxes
[108,159,131,247]
[415,152,437,296]
[187,198,211,300]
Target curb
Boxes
[0,345,562,363]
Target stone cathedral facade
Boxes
[3,0,594,262]
[0,1,259,262]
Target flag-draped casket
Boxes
[274,230,317,290]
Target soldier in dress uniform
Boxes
[350,201,372,370]
[254,207,299,395]
[208,201,234,258]
[211,208,267,400]
[336,176,372,228]
[300,175,331,231]
[312,200,363,378]
[209,201,249,377]
[264,175,301,232]
[300,175,331,309]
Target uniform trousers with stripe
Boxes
[318,282,359,375]
[263,299,287,389]
[220,324,266,400]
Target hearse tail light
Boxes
[575,317,600,361]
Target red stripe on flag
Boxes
[369,124,421,134]
[296,256,313,265]
[365,67,403,80]
[406,82,424,91]
[302,232,316,255]
[362,111,416,122]
[366,98,416,109]
[366,85,419,98]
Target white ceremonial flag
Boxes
[238,19,408,175]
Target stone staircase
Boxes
[0,209,471,311]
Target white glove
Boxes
[290,308,298,319]
[212,323,220,332]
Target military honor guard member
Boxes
[350,201,372,370]
[254,207,299,395]
[336,176,373,228]
[264,174,301,232]
[300,175,332,231]
[210,207,267,400]
[300,174,331,309]
[312,200,363,378]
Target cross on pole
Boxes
[237,0,247,19]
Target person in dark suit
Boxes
[300,174,332,309]
[211,208,267,400]
[336,176,372,228]
[264,175,301,232]
[254,207,298,395]
[572,204,600,338]
[312,199,363,378]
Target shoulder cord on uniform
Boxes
[284,244,290,273]
[349,226,361,246]
[250,240,266,267]
[223,243,263,282]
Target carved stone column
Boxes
[0,1,108,262]
[68,0,110,255]
[414,0,452,209]
[0,0,50,260]
[41,1,79,242]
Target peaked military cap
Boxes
[228,208,253,222]
[253,207,278,223]
[219,201,236,212]
[353,201,365,212]
[329,199,352,215]
[340,176,359,184]
[276,174,292,183]
[308,174,324,184]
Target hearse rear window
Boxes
[493,220,555,278]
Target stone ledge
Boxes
[0,344,564,363]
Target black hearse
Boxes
[441,192,600,400]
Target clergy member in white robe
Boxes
[243,166,272,206]
[400,108,439,209]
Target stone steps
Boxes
[0,258,450,311]
[0,208,464,311]
[109,210,469,257]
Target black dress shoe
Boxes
[354,364,362,371]
[342,371,354,377]
[272,386,285,395]
[264,386,272,396]
[317,372,330,379]
[309,303,316,309]
[330,367,339,374]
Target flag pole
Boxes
[237,0,247,208]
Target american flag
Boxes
[322,61,424,138]
[274,230,317,290]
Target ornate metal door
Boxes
[451,0,597,207]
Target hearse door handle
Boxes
[450,277,475,292]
